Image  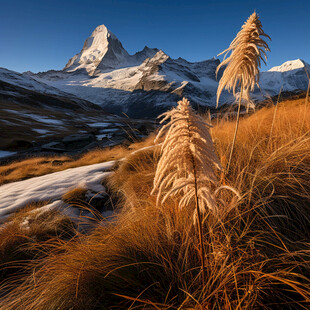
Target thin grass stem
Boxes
[226,81,243,174]
[268,86,283,149]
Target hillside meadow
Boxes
[0,96,309,309]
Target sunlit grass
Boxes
[0,134,156,186]
[0,98,309,309]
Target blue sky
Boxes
[0,0,309,73]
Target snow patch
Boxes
[0,151,17,159]
[25,113,63,125]
[32,128,51,134]
[88,122,112,128]
[0,161,115,222]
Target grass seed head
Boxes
[216,11,271,107]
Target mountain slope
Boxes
[259,59,310,96]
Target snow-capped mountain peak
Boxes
[132,46,160,63]
[80,24,120,54]
[268,59,307,72]
[64,24,129,74]
[259,59,310,97]
[63,25,161,76]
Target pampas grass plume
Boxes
[216,11,271,107]
[151,98,221,214]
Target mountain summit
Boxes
[268,59,309,72]
[64,24,159,75]
[64,24,130,74]
[259,59,310,95]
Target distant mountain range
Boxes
[1,24,310,118]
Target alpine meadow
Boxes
[0,9,310,310]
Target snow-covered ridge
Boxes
[259,59,310,96]
[29,47,222,117]
[268,59,308,72]
[64,24,159,75]
[0,67,70,97]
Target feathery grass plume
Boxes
[151,97,221,285]
[216,11,271,107]
[151,98,221,213]
[216,11,270,173]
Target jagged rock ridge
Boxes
[64,25,159,75]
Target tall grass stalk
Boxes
[226,83,243,174]
[305,66,310,107]
[151,98,221,285]
[301,66,310,133]
[216,11,270,174]
[268,86,283,148]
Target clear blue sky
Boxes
[0,0,309,73]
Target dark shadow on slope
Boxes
[0,81,103,112]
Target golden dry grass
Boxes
[0,134,156,186]
[107,145,160,211]
[0,202,77,282]
[0,99,309,309]
[62,187,88,203]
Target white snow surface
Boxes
[0,161,115,222]
[24,113,63,125]
[259,59,310,96]
[33,64,144,106]
[268,59,306,72]
[0,151,17,159]
[32,128,51,134]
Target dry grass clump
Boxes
[213,99,310,238]
[62,187,88,203]
[151,97,222,285]
[0,134,156,186]
[0,155,72,186]
[107,144,161,210]
[0,202,76,282]
[1,192,309,309]
[152,98,221,212]
[0,99,309,309]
